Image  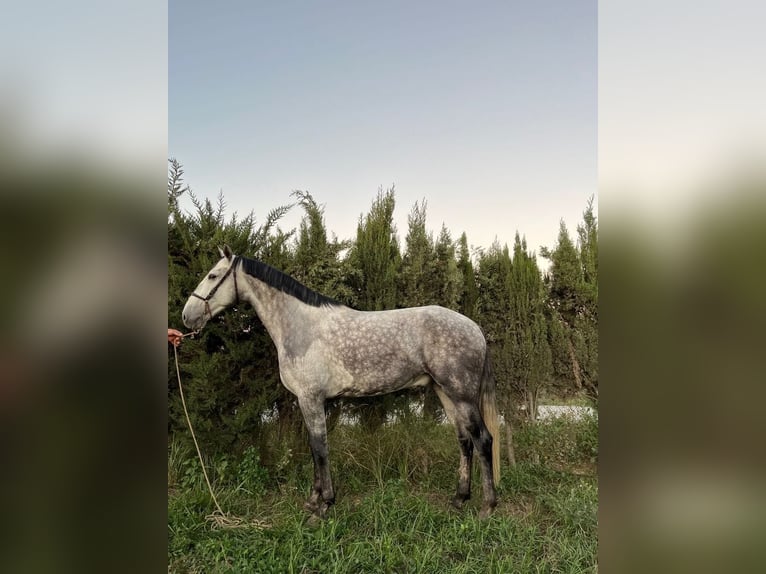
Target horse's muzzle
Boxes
[181,308,206,332]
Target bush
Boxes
[236,446,269,495]
[514,412,598,469]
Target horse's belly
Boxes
[331,372,431,398]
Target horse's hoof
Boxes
[451,498,466,510]
[303,500,319,513]
[306,513,323,527]
[478,506,496,520]
[304,500,331,521]
[316,502,331,519]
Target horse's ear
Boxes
[219,245,233,261]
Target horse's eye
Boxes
[208,273,217,280]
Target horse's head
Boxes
[182,245,240,332]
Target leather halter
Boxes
[190,256,240,320]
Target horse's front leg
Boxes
[299,396,335,518]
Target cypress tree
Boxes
[348,187,401,312]
[576,197,598,401]
[456,232,479,320]
[476,241,514,465]
[508,233,552,421]
[541,202,598,401]
[431,224,462,310]
[290,190,355,306]
[399,199,434,308]
[476,241,513,397]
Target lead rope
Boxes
[173,333,270,530]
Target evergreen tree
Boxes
[476,241,513,394]
[456,232,479,320]
[398,199,435,308]
[576,197,598,401]
[508,233,552,421]
[543,220,584,325]
[431,224,462,310]
[290,190,355,306]
[168,158,188,217]
[348,187,401,312]
[292,190,327,268]
[578,196,598,304]
[476,240,512,348]
[476,241,514,464]
[541,221,583,398]
[167,161,292,454]
[541,201,598,401]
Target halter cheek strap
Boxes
[191,256,241,320]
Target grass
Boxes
[169,414,598,573]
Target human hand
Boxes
[168,328,184,347]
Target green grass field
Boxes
[168,414,597,573]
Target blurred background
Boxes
[0,1,166,573]
[600,1,766,572]
[0,1,764,573]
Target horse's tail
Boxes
[480,346,501,486]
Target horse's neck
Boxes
[239,273,304,344]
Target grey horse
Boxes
[182,246,500,518]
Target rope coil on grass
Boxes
[173,332,270,530]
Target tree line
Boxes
[168,159,598,455]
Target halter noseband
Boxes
[191,256,240,320]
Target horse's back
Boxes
[336,304,484,348]
[329,304,486,379]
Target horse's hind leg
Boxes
[453,430,474,508]
[434,385,474,508]
[455,400,497,518]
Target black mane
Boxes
[239,256,342,308]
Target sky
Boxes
[170,1,596,262]
[599,0,766,224]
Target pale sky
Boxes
[170,1,596,261]
[599,0,766,221]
